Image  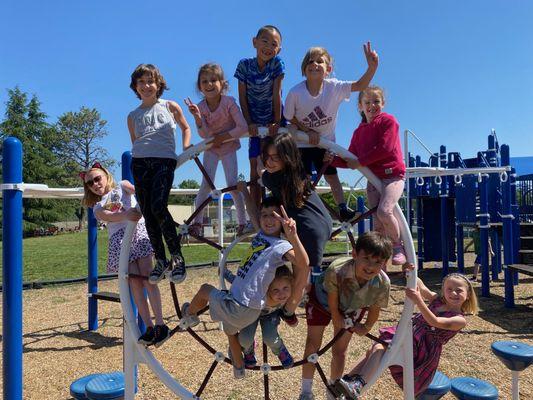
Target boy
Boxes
[299,231,391,400]
[180,187,309,379]
[235,25,285,206]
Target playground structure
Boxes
[2,128,532,399]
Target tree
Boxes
[56,107,116,227]
[169,179,200,205]
[0,87,78,233]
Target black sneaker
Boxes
[169,253,187,284]
[334,375,365,400]
[339,207,357,222]
[137,326,155,346]
[152,324,171,348]
[149,259,169,284]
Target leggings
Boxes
[132,157,181,262]
[367,177,405,243]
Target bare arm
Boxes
[350,42,379,92]
[272,75,284,124]
[327,291,345,330]
[168,101,192,149]
[94,208,141,223]
[127,116,136,145]
[237,182,260,231]
[416,277,438,302]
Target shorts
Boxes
[305,285,368,327]
[300,147,337,176]
[107,222,153,273]
[209,289,261,335]
[248,137,262,159]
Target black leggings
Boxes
[132,157,181,262]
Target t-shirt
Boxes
[197,95,247,157]
[230,231,293,310]
[129,99,177,160]
[234,56,285,125]
[93,181,142,237]
[261,170,332,268]
[284,79,352,148]
[315,256,390,314]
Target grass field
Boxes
[0,231,349,283]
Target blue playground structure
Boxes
[405,130,533,307]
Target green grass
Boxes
[0,231,348,283]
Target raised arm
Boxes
[236,181,260,231]
[350,42,379,92]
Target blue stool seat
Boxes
[85,372,125,400]
[418,371,451,400]
[450,377,498,400]
[491,341,533,372]
[70,374,102,400]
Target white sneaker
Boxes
[298,393,315,400]
[180,302,199,329]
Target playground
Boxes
[0,253,530,399]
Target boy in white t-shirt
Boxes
[180,192,309,378]
[284,42,378,221]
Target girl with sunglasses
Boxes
[81,163,169,347]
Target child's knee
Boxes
[376,205,394,221]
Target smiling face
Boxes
[358,89,385,123]
[259,205,282,236]
[267,277,292,306]
[253,29,281,66]
[442,276,469,310]
[199,71,223,101]
[353,249,386,284]
[263,144,285,173]
[135,72,159,103]
[304,53,332,82]
[84,168,109,197]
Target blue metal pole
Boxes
[88,207,98,330]
[491,229,500,280]
[357,196,365,236]
[478,153,490,297]
[415,155,424,269]
[501,145,514,307]
[439,145,449,276]
[2,137,23,400]
[510,169,520,285]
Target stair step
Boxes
[520,237,533,250]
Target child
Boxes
[260,133,333,307]
[299,231,392,400]
[128,64,192,284]
[470,226,494,281]
[225,265,295,369]
[235,25,285,206]
[331,85,407,265]
[284,43,378,221]
[336,273,478,399]
[81,163,169,346]
[185,63,248,236]
[180,197,309,378]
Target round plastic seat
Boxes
[70,374,102,400]
[491,341,533,372]
[417,371,451,400]
[85,372,125,400]
[450,377,498,400]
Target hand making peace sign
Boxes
[363,41,379,71]
[273,205,298,241]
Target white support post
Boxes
[123,319,137,399]
[401,319,415,399]
[404,130,410,230]
[512,370,519,400]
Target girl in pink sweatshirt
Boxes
[185,63,248,235]
[332,86,407,265]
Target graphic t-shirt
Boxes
[284,79,352,148]
[230,231,292,310]
[314,256,390,314]
[234,56,285,125]
[93,181,142,237]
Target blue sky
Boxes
[2,0,532,187]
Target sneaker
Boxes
[152,324,171,348]
[137,326,155,346]
[335,375,365,400]
[298,393,315,400]
[280,308,299,327]
[243,348,257,369]
[276,345,294,369]
[339,207,357,222]
[228,347,246,379]
[169,253,186,284]
[180,302,200,329]
[149,259,169,284]
[392,243,407,265]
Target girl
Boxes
[128,64,192,285]
[284,43,378,221]
[260,133,332,311]
[335,273,478,399]
[185,63,248,236]
[81,163,169,347]
[224,265,295,369]
[331,85,407,265]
